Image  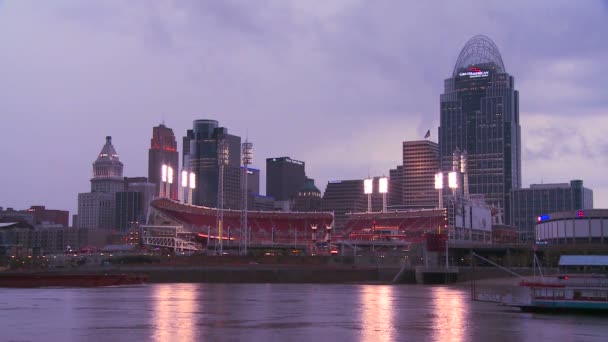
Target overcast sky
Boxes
[1,1,607,218]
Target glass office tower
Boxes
[439,36,521,224]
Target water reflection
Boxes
[359,285,396,342]
[430,287,468,342]
[151,284,199,342]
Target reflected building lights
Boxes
[152,284,198,342]
[430,287,468,342]
[359,285,395,342]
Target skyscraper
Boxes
[115,178,155,232]
[321,179,366,232]
[402,140,439,208]
[439,35,521,223]
[266,157,306,202]
[148,124,179,200]
[78,136,125,230]
[183,120,241,209]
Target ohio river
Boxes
[1,284,607,341]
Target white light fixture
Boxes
[161,164,168,183]
[448,171,458,189]
[364,178,373,194]
[181,170,188,188]
[189,172,196,189]
[434,172,443,189]
[379,177,388,194]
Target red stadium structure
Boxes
[147,198,334,248]
[340,209,448,244]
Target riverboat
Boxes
[517,274,608,312]
[0,273,147,288]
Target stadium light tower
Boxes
[160,164,173,198]
[161,164,167,197]
[241,140,253,255]
[448,171,458,194]
[216,140,229,255]
[379,177,388,212]
[181,170,195,205]
[364,178,373,213]
[435,172,443,209]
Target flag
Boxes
[424,129,430,139]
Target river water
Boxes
[1,283,607,341]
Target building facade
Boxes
[321,180,366,232]
[511,180,593,241]
[266,157,306,202]
[439,35,521,224]
[114,192,143,232]
[0,206,69,227]
[148,124,179,200]
[77,136,125,230]
[183,120,241,209]
[293,178,323,212]
[536,209,607,245]
[388,166,403,208]
[402,140,439,208]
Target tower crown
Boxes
[93,136,123,178]
[453,35,505,77]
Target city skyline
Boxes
[1,1,608,217]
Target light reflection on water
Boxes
[152,284,198,342]
[359,285,396,342]
[1,284,607,342]
[430,286,468,342]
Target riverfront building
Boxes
[512,180,593,241]
[148,124,179,200]
[536,209,608,245]
[439,35,521,224]
[183,120,242,209]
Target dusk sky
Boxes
[1,1,607,218]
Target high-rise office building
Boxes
[266,157,306,202]
[402,140,439,208]
[183,120,241,209]
[321,179,366,232]
[148,124,179,200]
[388,166,403,208]
[439,35,521,223]
[78,136,125,230]
[511,180,593,242]
[243,167,260,195]
[114,178,155,232]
